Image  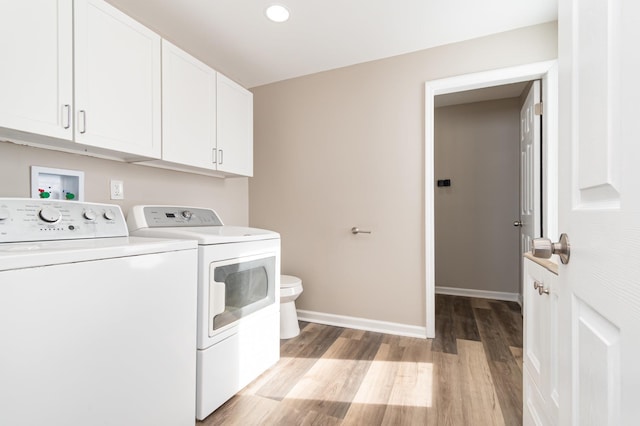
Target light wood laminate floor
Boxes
[199,295,523,425]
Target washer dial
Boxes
[103,210,116,221]
[39,207,61,223]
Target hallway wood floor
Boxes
[199,295,523,425]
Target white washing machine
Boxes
[0,198,198,426]
[127,205,281,421]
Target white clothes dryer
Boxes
[127,205,281,421]
[0,198,198,426]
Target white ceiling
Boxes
[105,0,557,88]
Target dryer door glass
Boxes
[209,255,276,332]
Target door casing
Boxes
[424,60,558,337]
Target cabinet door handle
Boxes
[62,104,71,129]
[212,148,217,164]
[78,110,87,134]
[533,280,549,295]
[218,149,223,165]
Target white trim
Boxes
[435,286,520,303]
[296,310,427,339]
[542,63,559,240]
[425,60,558,339]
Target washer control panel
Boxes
[0,198,128,243]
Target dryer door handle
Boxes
[209,281,226,316]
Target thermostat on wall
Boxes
[31,166,85,201]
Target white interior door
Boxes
[519,80,541,251]
[556,0,640,423]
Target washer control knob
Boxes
[0,209,9,221]
[181,210,193,220]
[103,210,116,221]
[83,210,97,221]
[39,207,61,223]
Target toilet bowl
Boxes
[280,275,303,339]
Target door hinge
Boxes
[534,102,543,116]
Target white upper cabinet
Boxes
[161,40,217,170]
[0,0,73,140]
[74,0,161,159]
[0,0,252,176]
[216,73,254,177]
[155,65,253,177]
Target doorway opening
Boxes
[424,61,558,338]
[434,84,527,303]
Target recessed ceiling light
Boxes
[265,4,290,23]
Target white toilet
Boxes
[279,275,303,339]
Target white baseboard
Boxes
[296,310,427,339]
[435,286,520,303]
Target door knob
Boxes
[531,233,570,264]
[513,220,523,227]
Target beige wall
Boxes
[434,98,521,294]
[250,22,557,328]
[0,141,249,225]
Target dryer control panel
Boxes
[127,205,223,231]
[0,198,128,243]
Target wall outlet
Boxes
[110,180,124,200]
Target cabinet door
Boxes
[524,367,552,426]
[162,40,217,170]
[523,258,559,424]
[216,73,253,176]
[74,0,161,158]
[0,0,73,140]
